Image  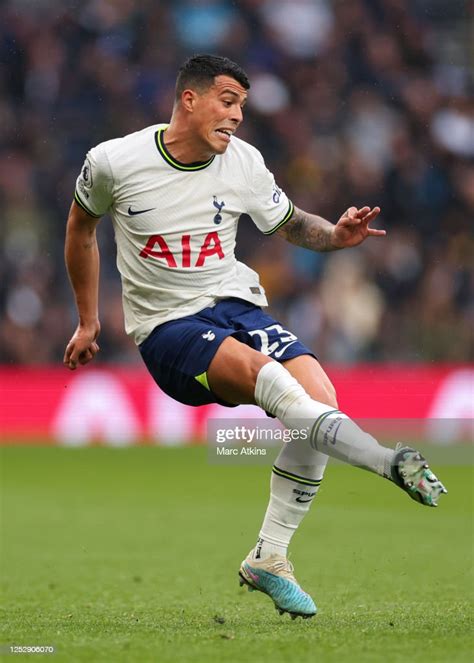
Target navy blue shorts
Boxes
[139,298,314,407]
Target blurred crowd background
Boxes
[0,0,472,366]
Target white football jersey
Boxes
[75,123,294,344]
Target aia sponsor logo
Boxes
[139,232,224,268]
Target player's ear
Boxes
[181,89,198,113]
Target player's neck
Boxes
[163,123,213,164]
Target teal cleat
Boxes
[239,551,317,619]
[391,444,447,507]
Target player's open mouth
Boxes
[215,129,232,142]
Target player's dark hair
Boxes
[175,54,250,100]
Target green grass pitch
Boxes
[1,446,472,662]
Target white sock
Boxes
[254,441,329,560]
[254,362,394,478]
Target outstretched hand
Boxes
[332,206,385,249]
[63,321,100,370]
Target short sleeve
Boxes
[245,150,294,235]
[74,145,113,218]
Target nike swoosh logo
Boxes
[274,340,297,359]
[295,496,314,503]
[128,206,156,216]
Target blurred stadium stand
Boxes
[0,0,472,366]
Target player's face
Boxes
[192,75,247,156]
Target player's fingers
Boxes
[63,345,71,365]
[367,228,386,236]
[356,206,371,217]
[342,207,361,225]
[78,349,93,365]
[64,342,77,369]
[361,207,381,223]
[90,342,100,356]
[68,354,79,369]
[67,342,84,370]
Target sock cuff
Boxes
[254,361,307,418]
[272,464,323,487]
[255,361,336,423]
[255,362,290,410]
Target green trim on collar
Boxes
[155,128,215,171]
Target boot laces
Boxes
[267,558,296,582]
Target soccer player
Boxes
[64,54,447,619]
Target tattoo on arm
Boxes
[277,206,337,252]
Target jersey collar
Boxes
[155,127,215,171]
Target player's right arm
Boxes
[63,200,101,370]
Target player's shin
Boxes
[254,362,393,478]
[254,444,328,560]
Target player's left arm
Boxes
[63,201,102,370]
[277,205,385,251]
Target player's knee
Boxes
[208,338,272,403]
[248,354,273,388]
